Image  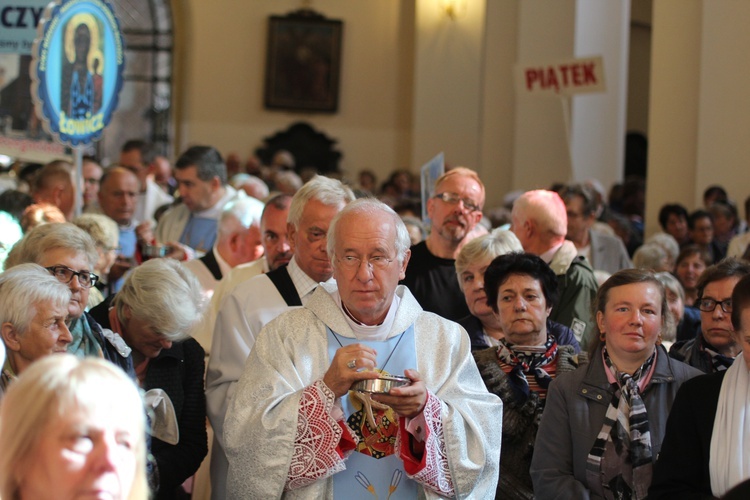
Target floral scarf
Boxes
[495,335,558,402]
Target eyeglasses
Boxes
[337,255,394,271]
[433,192,481,213]
[698,298,732,313]
[45,265,99,288]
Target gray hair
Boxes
[113,258,205,342]
[632,243,669,271]
[287,175,355,229]
[235,175,270,200]
[218,197,264,239]
[644,232,680,267]
[72,213,119,251]
[327,198,411,265]
[0,263,71,334]
[455,228,523,287]
[275,171,303,195]
[655,271,686,304]
[5,222,98,271]
[654,271,683,342]
[175,146,227,185]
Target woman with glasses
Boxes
[669,258,750,373]
[650,273,750,498]
[4,222,133,374]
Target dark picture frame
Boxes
[264,9,343,113]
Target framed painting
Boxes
[264,10,343,113]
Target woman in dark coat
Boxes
[650,273,750,498]
[91,258,207,499]
[531,269,701,499]
[473,252,585,499]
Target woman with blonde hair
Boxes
[455,228,523,350]
[0,354,148,500]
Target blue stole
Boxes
[179,215,218,254]
[119,226,137,259]
[326,325,418,500]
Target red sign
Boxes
[516,56,605,96]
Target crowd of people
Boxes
[1,142,750,499]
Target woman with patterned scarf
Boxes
[650,273,750,498]
[531,269,701,499]
[473,252,585,499]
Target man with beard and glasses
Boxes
[401,167,485,321]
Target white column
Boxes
[512,0,630,191]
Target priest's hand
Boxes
[372,369,427,419]
[323,343,379,398]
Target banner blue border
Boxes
[30,0,125,146]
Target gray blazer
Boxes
[588,229,633,275]
[530,346,701,499]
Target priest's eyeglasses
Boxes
[337,255,394,271]
[45,265,99,288]
[433,192,481,213]
[698,298,732,313]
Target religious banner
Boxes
[515,55,606,97]
[30,0,124,146]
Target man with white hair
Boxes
[224,198,502,498]
[206,175,355,499]
[511,189,598,348]
[183,196,265,295]
[193,194,293,355]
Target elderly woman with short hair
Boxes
[455,229,523,350]
[654,271,701,346]
[473,252,585,498]
[670,257,750,373]
[90,258,207,499]
[4,222,131,373]
[73,213,119,308]
[0,354,149,500]
[531,269,701,499]
[0,263,71,396]
[456,230,580,352]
